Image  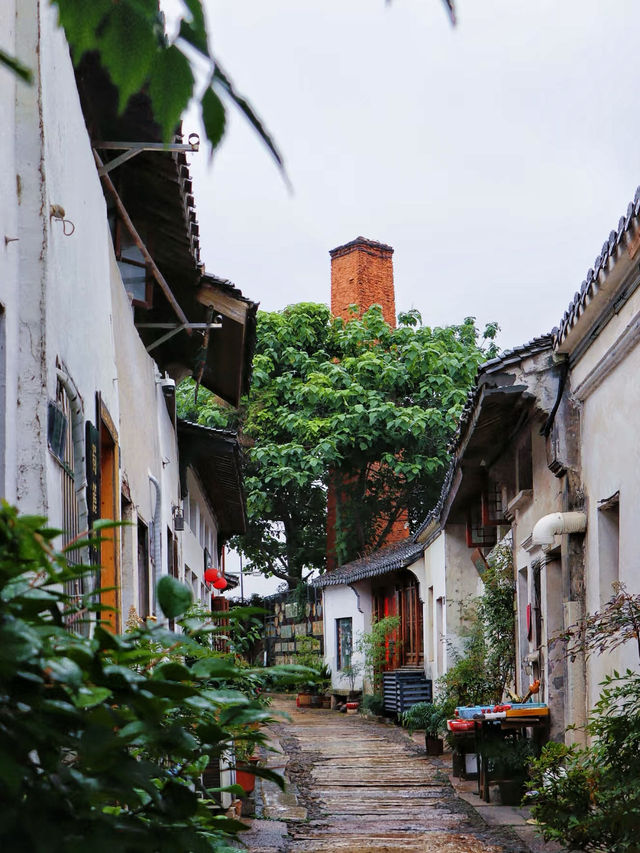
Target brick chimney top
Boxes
[329,236,396,328]
[329,236,394,260]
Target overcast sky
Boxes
[169,0,640,352]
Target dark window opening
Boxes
[112,218,153,309]
[137,519,150,619]
[517,432,533,492]
[336,617,352,670]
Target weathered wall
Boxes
[572,282,640,711]
[0,0,19,503]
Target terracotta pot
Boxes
[236,769,256,794]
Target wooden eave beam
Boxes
[196,283,249,326]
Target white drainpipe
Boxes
[148,473,162,612]
[531,511,587,546]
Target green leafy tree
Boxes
[0,503,285,852]
[178,302,497,587]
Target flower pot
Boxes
[497,779,526,806]
[236,769,256,794]
[310,694,322,708]
[425,735,444,756]
[297,692,312,707]
[321,695,332,709]
[346,701,359,715]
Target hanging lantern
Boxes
[204,567,219,583]
[213,576,227,591]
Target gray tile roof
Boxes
[449,334,554,455]
[313,538,424,588]
[554,185,640,346]
[413,334,553,541]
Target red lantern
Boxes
[204,567,219,583]
[213,576,227,591]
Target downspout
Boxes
[148,473,162,614]
[56,368,89,564]
[531,511,587,545]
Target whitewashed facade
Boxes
[1,1,253,631]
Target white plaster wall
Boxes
[579,336,640,710]
[111,247,181,619]
[182,468,219,605]
[444,524,483,668]
[421,533,446,682]
[8,2,187,633]
[0,0,19,502]
[570,279,640,391]
[11,0,119,522]
[322,582,368,691]
[14,0,49,513]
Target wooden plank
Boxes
[196,282,248,325]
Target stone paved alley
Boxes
[240,697,562,853]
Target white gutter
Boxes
[148,473,162,612]
[531,511,587,546]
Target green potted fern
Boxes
[401,701,448,755]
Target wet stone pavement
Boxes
[240,697,560,853]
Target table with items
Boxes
[448,701,549,803]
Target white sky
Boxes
[169,0,640,352]
[163,1,640,596]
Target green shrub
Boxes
[528,671,640,851]
[0,504,283,852]
[401,701,448,737]
[362,693,385,716]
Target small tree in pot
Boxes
[401,701,448,755]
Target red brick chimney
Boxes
[330,237,396,328]
[326,237,407,571]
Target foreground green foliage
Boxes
[0,504,284,852]
[528,586,640,851]
[179,303,497,585]
[2,2,458,136]
[49,0,283,171]
[529,673,640,851]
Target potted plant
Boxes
[401,701,448,755]
[482,734,537,805]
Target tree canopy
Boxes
[178,303,497,588]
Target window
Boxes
[137,519,150,619]
[113,219,153,308]
[336,618,352,670]
[516,432,533,492]
[54,379,88,634]
[598,492,620,606]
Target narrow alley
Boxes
[241,698,557,853]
